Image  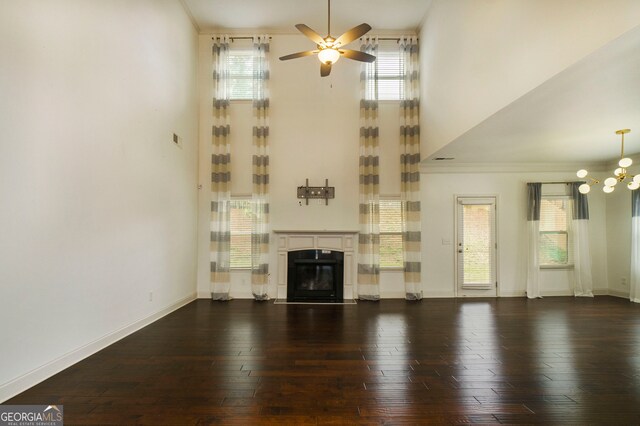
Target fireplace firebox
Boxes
[287,249,344,302]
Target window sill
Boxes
[381,267,404,272]
[540,264,574,270]
[230,267,251,271]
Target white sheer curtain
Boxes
[569,182,593,297]
[210,36,232,300]
[631,190,640,303]
[399,36,422,301]
[251,35,270,301]
[526,183,542,299]
[357,36,380,301]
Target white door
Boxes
[456,197,497,297]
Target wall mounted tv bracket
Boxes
[297,179,335,205]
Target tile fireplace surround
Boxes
[274,230,358,301]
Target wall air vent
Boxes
[172,133,183,149]
[433,157,454,160]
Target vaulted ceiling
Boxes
[182,0,640,166]
[426,24,640,165]
[182,0,431,34]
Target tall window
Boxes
[230,199,252,268]
[380,199,403,268]
[375,47,404,101]
[539,196,571,266]
[227,48,253,100]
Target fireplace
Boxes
[287,249,344,302]
[274,230,356,301]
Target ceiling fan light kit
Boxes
[279,0,376,76]
[576,129,639,194]
[318,48,340,65]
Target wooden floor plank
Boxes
[6,296,640,423]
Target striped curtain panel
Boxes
[399,36,422,300]
[631,190,640,303]
[526,183,542,299]
[570,182,593,297]
[251,35,270,301]
[357,37,380,301]
[210,36,232,300]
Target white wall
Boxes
[419,0,640,157]
[605,158,639,298]
[0,0,199,401]
[422,170,609,297]
[195,34,617,301]
[196,35,405,298]
[606,188,631,297]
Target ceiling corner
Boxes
[414,0,434,34]
[179,0,201,33]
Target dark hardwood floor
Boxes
[6,296,640,424]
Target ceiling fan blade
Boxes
[340,49,376,63]
[320,62,332,77]
[334,23,372,47]
[279,50,318,61]
[295,24,326,45]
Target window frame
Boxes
[229,197,253,270]
[365,43,405,102]
[227,46,254,102]
[379,197,404,270]
[539,195,574,269]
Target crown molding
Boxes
[420,161,609,174]
[178,0,201,33]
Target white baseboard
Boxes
[540,290,574,297]
[0,292,197,403]
[422,290,456,298]
[608,289,629,298]
[198,292,418,300]
[197,289,632,300]
[499,291,527,297]
[196,291,255,299]
[379,291,408,299]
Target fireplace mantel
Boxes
[274,230,358,300]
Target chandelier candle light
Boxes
[577,129,640,194]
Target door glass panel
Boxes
[462,204,492,285]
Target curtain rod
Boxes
[211,36,272,41]
[536,181,583,185]
[360,37,419,41]
[211,36,414,41]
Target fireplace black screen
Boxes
[287,250,344,302]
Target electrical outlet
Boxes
[149,291,153,301]
[621,277,628,286]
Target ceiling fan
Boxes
[279,0,376,77]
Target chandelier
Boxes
[576,129,640,194]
